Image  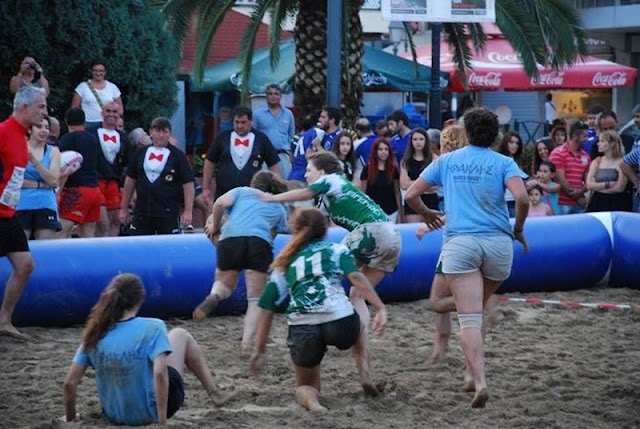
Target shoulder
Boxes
[75,81,88,92]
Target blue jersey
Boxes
[420,145,527,241]
[289,128,321,181]
[389,132,411,164]
[322,129,341,151]
[73,317,172,425]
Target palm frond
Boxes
[466,23,487,53]
[443,23,475,87]
[237,2,273,102]
[268,0,297,69]
[161,0,205,52]
[191,0,238,84]
[403,22,420,80]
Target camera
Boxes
[28,62,37,70]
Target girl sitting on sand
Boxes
[63,273,235,426]
[248,207,387,411]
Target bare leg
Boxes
[0,251,35,339]
[95,206,109,237]
[167,328,236,406]
[77,222,96,238]
[58,219,76,239]
[192,269,239,322]
[242,270,268,349]
[428,273,454,364]
[108,209,121,237]
[294,365,327,412]
[351,265,385,396]
[33,229,58,240]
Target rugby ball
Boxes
[60,150,83,177]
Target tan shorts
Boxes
[341,222,401,273]
[440,235,513,281]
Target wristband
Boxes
[604,181,610,189]
[514,226,523,233]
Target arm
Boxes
[119,176,136,225]
[153,353,169,425]
[346,271,387,337]
[181,182,195,227]
[114,96,124,116]
[202,160,216,205]
[30,146,60,188]
[63,363,87,422]
[249,308,274,376]
[608,165,629,194]
[620,160,639,190]
[393,179,403,223]
[39,74,50,96]
[268,161,281,177]
[506,176,529,254]
[209,190,235,236]
[405,177,443,229]
[399,164,413,190]
[71,93,81,109]
[262,187,316,203]
[545,204,554,216]
[9,75,21,94]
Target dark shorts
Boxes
[98,179,122,210]
[130,214,181,235]
[217,236,273,273]
[59,186,102,224]
[0,215,30,257]
[287,312,361,368]
[15,208,62,232]
[167,366,185,419]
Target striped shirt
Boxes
[549,143,590,205]
[622,145,640,184]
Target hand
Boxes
[118,208,130,226]
[415,224,431,240]
[181,211,192,228]
[249,351,266,377]
[421,209,445,230]
[203,189,214,207]
[514,229,529,254]
[371,307,387,337]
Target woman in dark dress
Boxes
[586,130,631,212]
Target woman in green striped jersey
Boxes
[249,208,387,411]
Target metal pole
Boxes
[327,0,342,107]
[429,22,442,130]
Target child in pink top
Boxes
[527,185,553,217]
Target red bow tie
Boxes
[149,153,164,161]
[234,138,249,147]
[103,134,117,143]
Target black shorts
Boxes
[217,236,273,273]
[15,208,62,233]
[167,366,185,419]
[130,214,181,235]
[287,312,361,368]
[0,215,30,257]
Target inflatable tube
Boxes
[0,213,635,327]
[610,212,640,289]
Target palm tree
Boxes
[158,0,587,121]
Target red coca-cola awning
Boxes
[406,39,637,91]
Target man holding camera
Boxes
[9,56,50,97]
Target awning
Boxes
[190,39,449,93]
[405,38,638,91]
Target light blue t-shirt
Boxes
[73,317,171,426]
[220,187,287,245]
[420,145,527,241]
[253,106,295,151]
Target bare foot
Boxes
[471,387,489,408]
[209,387,237,407]
[463,376,475,392]
[362,381,382,397]
[428,341,448,365]
[0,324,29,340]
[192,295,220,323]
[308,403,329,413]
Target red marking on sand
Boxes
[497,296,638,311]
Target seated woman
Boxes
[193,171,289,349]
[249,207,387,411]
[63,273,235,426]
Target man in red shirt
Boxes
[0,86,48,338]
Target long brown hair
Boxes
[250,170,288,194]
[401,128,432,170]
[367,138,397,184]
[82,273,145,351]
[271,208,328,270]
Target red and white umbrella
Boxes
[406,38,638,91]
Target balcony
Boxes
[571,0,640,31]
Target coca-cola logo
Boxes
[592,71,628,87]
[487,51,520,63]
[362,71,388,87]
[531,71,565,86]
[468,72,502,87]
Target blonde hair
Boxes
[598,130,625,159]
[440,125,467,154]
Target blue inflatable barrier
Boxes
[0,213,638,327]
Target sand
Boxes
[1,287,639,429]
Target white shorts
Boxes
[440,235,513,281]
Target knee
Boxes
[430,295,448,313]
[17,258,35,278]
[169,327,192,342]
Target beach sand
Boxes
[2,287,639,429]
